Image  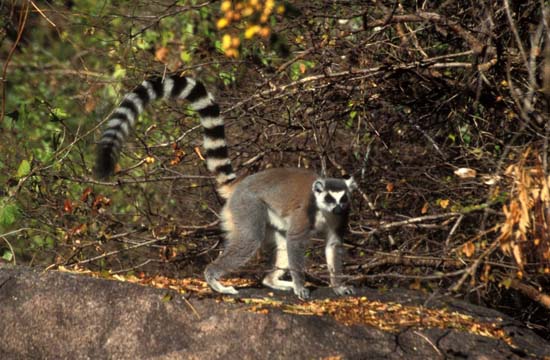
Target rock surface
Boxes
[0,265,549,359]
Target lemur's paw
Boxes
[333,285,355,296]
[220,286,239,295]
[294,287,310,300]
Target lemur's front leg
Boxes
[326,231,354,296]
[286,225,310,300]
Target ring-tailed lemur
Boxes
[96,74,356,299]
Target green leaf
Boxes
[0,202,20,226]
[16,159,31,178]
[32,235,45,247]
[500,277,512,289]
[51,107,69,120]
[112,64,126,79]
[180,50,192,63]
[2,250,13,262]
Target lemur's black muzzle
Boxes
[332,205,344,215]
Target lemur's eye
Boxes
[340,194,348,203]
[324,194,335,203]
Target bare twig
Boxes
[445,214,464,249]
[225,57,491,114]
[503,0,528,65]
[61,174,211,186]
[30,1,57,29]
[450,239,499,292]
[369,11,488,55]
[373,212,461,233]
[352,268,466,281]
[1,1,29,123]
[413,331,443,358]
[66,236,167,267]
[506,277,550,310]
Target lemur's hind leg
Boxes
[204,195,267,295]
[262,230,294,291]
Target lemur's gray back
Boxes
[96,75,236,187]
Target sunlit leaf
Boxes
[439,199,450,209]
[421,202,429,214]
[461,241,475,257]
[155,47,169,62]
[16,159,31,178]
[454,167,477,179]
[2,250,13,262]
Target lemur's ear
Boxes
[345,177,358,192]
[312,179,325,193]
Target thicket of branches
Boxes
[1,0,549,337]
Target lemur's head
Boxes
[312,177,357,215]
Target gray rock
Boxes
[0,265,548,359]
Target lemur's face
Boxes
[312,177,357,215]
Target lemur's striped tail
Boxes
[96,75,237,186]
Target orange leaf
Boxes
[84,97,96,113]
[70,223,87,236]
[386,182,394,193]
[194,146,205,161]
[155,47,169,62]
[92,195,111,209]
[461,241,475,257]
[81,187,93,202]
[63,199,73,214]
[421,202,429,214]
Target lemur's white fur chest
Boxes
[313,211,329,234]
[266,207,330,236]
[267,209,288,233]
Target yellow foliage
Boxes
[245,25,261,39]
[144,156,155,164]
[222,34,232,50]
[224,48,239,58]
[217,18,229,29]
[259,26,270,38]
[497,149,550,274]
[220,0,232,12]
[216,0,279,58]
[242,6,254,17]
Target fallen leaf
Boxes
[194,146,205,161]
[454,167,477,179]
[461,241,476,257]
[421,202,429,214]
[482,174,501,185]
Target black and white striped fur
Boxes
[95,75,236,187]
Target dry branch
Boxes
[507,278,550,310]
